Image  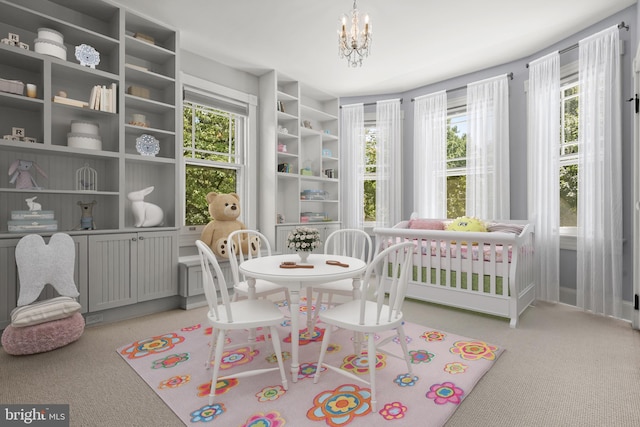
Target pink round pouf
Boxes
[1,312,85,356]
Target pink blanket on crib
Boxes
[411,239,513,263]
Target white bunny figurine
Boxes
[127,186,164,227]
[25,196,42,212]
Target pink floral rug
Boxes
[116,301,503,426]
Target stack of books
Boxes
[89,83,117,112]
[8,210,57,233]
[51,82,117,112]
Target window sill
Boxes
[560,228,577,251]
[179,225,204,248]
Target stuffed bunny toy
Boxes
[8,159,47,189]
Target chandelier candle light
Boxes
[338,0,372,67]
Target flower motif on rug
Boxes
[421,330,446,342]
[450,340,498,361]
[256,385,287,402]
[393,373,419,387]
[120,333,185,359]
[284,327,324,346]
[297,362,326,380]
[392,335,412,345]
[197,378,239,397]
[265,351,291,363]
[378,402,408,420]
[326,343,341,353]
[158,374,190,389]
[444,362,468,375]
[241,411,286,427]
[211,347,259,370]
[181,323,201,332]
[426,382,464,405]
[190,403,225,423]
[151,352,190,369]
[307,384,371,426]
[409,349,435,364]
[298,301,316,314]
[341,351,386,374]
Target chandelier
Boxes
[338,0,372,67]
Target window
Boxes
[182,96,246,227]
[363,122,377,223]
[446,108,468,218]
[559,80,579,227]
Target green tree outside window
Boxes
[183,102,240,226]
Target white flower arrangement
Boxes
[287,226,322,252]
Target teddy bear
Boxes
[73,200,97,230]
[200,192,257,258]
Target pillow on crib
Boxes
[487,222,524,234]
[408,218,444,230]
[446,216,486,245]
[445,216,487,232]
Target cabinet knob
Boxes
[132,237,137,241]
[139,236,144,240]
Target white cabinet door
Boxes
[88,233,137,312]
[136,230,178,302]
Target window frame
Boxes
[446,96,468,218]
[179,73,257,247]
[363,117,378,226]
[558,62,579,248]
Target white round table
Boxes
[239,253,367,382]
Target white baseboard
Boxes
[559,286,632,323]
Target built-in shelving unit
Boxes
[0,0,180,328]
[259,71,341,252]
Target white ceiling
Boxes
[113,0,636,97]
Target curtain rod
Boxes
[409,72,513,102]
[526,21,629,68]
[340,98,404,108]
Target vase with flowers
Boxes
[287,226,321,263]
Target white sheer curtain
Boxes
[527,51,560,303]
[376,99,402,227]
[340,103,365,229]
[466,74,510,219]
[577,25,623,318]
[413,91,447,218]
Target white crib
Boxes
[374,217,536,327]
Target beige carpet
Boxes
[2,299,640,426]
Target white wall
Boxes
[181,50,260,97]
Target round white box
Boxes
[34,38,67,60]
[71,120,99,135]
[37,28,64,44]
[68,133,102,150]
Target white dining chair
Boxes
[313,241,415,412]
[309,228,372,331]
[227,229,291,306]
[196,240,288,405]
